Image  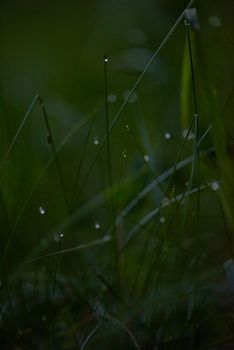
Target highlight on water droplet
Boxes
[210,181,220,191]
[182,129,195,140]
[159,217,165,224]
[125,124,130,132]
[144,155,150,162]
[107,94,117,103]
[94,222,101,230]
[103,54,108,63]
[164,132,171,140]
[54,233,64,242]
[184,8,200,30]
[123,90,138,104]
[93,136,99,145]
[39,206,46,215]
[122,149,127,159]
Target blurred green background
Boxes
[0,0,234,348]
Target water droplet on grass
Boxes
[107,94,117,103]
[39,206,46,215]
[184,8,200,30]
[159,217,165,224]
[209,16,222,27]
[125,124,130,132]
[122,149,127,159]
[210,181,219,191]
[182,129,195,140]
[103,55,108,63]
[94,222,101,230]
[164,132,171,140]
[144,155,150,162]
[54,233,64,242]
[93,136,99,145]
[123,90,138,103]
[41,315,47,322]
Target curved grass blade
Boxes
[21,235,112,265]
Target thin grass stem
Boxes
[79,0,195,190]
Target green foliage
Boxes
[0,0,234,349]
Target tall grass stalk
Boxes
[78,0,195,191]
[103,55,121,290]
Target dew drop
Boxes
[159,217,165,224]
[104,234,111,241]
[182,129,195,140]
[210,181,219,191]
[184,8,200,30]
[94,222,101,230]
[93,136,99,145]
[125,124,130,132]
[95,302,105,317]
[164,132,171,140]
[123,90,138,103]
[103,55,108,63]
[144,155,150,162]
[39,206,46,215]
[122,149,127,159]
[107,94,117,103]
[209,16,222,27]
[54,233,64,242]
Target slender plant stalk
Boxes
[0,95,73,267]
[174,18,200,343]
[0,95,39,177]
[79,305,97,349]
[21,235,112,265]
[103,55,120,289]
[38,96,70,213]
[79,0,195,190]
[0,95,71,346]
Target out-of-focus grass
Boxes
[0,0,234,349]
